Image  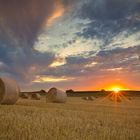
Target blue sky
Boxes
[0,0,140,91]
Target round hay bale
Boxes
[20,93,29,99]
[88,96,94,101]
[82,96,93,101]
[82,96,94,101]
[0,77,20,104]
[46,87,67,103]
[31,93,41,100]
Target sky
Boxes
[0,0,140,91]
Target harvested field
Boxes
[0,97,140,140]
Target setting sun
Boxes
[111,87,121,93]
[106,84,128,93]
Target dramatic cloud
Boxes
[0,0,75,87]
[0,0,76,46]
[78,0,139,20]
[0,0,55,47]
[0,0,140,90]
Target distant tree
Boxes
[101,89,106,92]
[40,89,46,95]
[66,89,74,93]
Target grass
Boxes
[0,97,140,140]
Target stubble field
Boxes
[0,96,140,140]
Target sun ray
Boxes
[94,84,132,105]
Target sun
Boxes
[107,85,124,93]
[104,84,130,103]
[111,87,121,93]
[105,83,127,93]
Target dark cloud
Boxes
[62,0,77,6]
[76,0,140,49]
[95,46,140,71]
[0,42,54,82]
[42,46,140,77]
[36,56,91,78]
[0,0,78,88]
[79,0,139,20]
[0,0,76,48]
[0,0,56,48]
[66,56,91,64]
[0,0,58,84]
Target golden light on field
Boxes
[103,84,129,103]
[103,84,131,103]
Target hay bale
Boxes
[88,96,94,101]
[31,93,41,100]
[82,97,89,101]
[20,93,29,99]
[82,96,94,101]
[46,87,67,103]
[0,77,20,104]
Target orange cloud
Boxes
[47,0,64,27]
[33,75,75,83]
[49,57,66,67]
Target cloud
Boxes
[47,0,65,27]
[31,0,140,90]
[0,42,54,82]
[106,31,140,49]
[84,62,98,68]
[78,0,139,20]
[0,0,56,48]
[49,57,66,67]
[33,75,75,83]
[74,0,140,50]
[34,16,102,58]
[0,0,140,90]
[0,0,76,85]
